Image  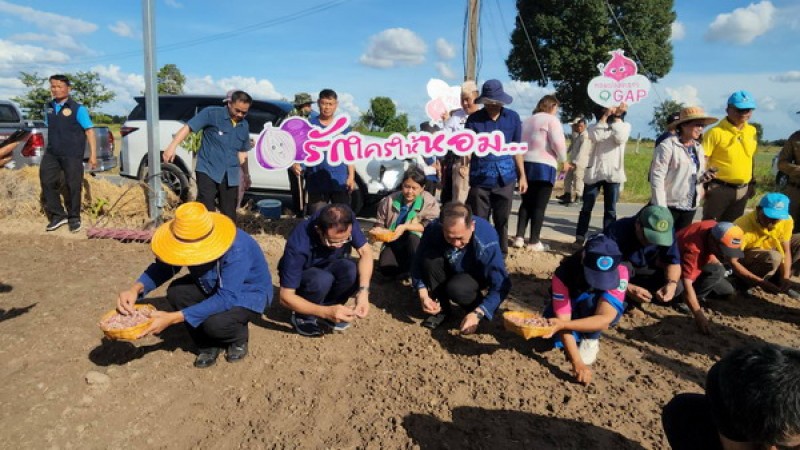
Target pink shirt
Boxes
[520,112,568,168]
[551,265,629,316]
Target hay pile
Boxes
[0,167,177,228]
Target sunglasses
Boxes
[734,107,753,114]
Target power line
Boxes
[5,0,350,70]
[603,0,664,104]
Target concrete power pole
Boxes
[465,0,480,82]
[142,0,162,222]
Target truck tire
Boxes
[138,159,191,202]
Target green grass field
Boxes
[619,141,780,205]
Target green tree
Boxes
[365,97,396,131]
[12,71,115,119]
[649,99,684,136]
[384,113,410,133]
[507,0,675,120]
[11,72,50,119]
[68,71,115,111]
[157,63,186,95]
[750,121,764,144]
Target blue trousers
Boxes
[576,181,620,238]
[296,259,358,316]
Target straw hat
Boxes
[151,202,236,266]
[669,106,718,130]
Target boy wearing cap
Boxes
[702,90,758,223]
[543,235,629,385]
[603,206,683,305]
[465,79,527,255]
[278,203,373,337]
[731,193,800,294]
[676,221,743,334]
[117,202,273,368]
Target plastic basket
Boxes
[503,311,554,340]
[369,228,395,243]
[99,304,156,341]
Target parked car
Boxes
[0,100,116,171]
[118,95,411,213]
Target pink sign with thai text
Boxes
[254,115,527,170]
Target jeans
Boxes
[576,181,620,238]
[39,152,84,222]
[167,275,260,350]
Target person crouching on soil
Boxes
[543,234,629,385]
[116,202,272,368]
[372,167,440,279]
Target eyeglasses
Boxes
[688,121,706,128]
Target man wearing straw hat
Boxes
[117,202,272,368]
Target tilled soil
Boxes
[1,217,799,449]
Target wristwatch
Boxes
[474,309,485,320]
[358,286,370,292]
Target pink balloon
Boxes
[425,98,447,123]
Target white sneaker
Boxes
[512,236,525,248]
[527,241,550,252]
[578,338,600,365]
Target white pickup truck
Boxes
[0,100,116,171]
[118,95,411,213]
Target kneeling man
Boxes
[411,202,511,334]
[278,203,373,337]
[117,202,272,368]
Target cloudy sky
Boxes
[0,0,798,140]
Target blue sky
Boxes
[0,0,798,140]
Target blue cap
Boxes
[727,90,757,109]
[583,235,622,291]
[475,79,513,105]
[759,192,790,220]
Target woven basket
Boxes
[503,311,554,340]
[99,304,155,340]
[369,228,395,243]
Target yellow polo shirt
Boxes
[734,211,793,256]
[702,118,758,184]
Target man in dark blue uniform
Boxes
[40,74,97,233]
[163,90,253,221]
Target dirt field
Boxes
[1,214,799,450]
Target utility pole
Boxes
[142,0,162,222]
[465,0,480,82]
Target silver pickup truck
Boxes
[0,100,116,171]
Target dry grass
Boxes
[0,167,180,229]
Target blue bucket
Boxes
[256,199,282,219]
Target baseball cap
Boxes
[710,222,744,259]
[583,235,623,291]
[759,192,791,220]
[638,205,675,247]
[727,90,757,109]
